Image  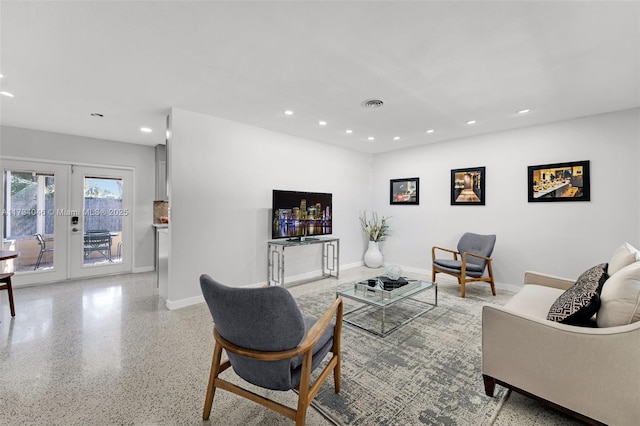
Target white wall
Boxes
[371,108,640,287]
[167,108,371,307]
[0,125,156,271]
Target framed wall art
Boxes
[528,160,590,202]
[390,177,419,205]
[451,167,485,205]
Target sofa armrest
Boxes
[482,305,640,425]
[523,270,574,290]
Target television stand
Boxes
[267,237,339,287]
[287,236,318,242]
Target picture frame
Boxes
[390,177,419,205]
[451,166,486,205]
[528,160,590,202]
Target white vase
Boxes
[364,240,383,268]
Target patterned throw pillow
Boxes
[547,263,608,326]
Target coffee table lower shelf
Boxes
[336,280,437,337]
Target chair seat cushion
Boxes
[290,316,334,371]
[231,316,334,391]
[505,284,565,318]
[290,316,334,389]
[434,259,484,277]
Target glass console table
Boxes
[267,237,339,287]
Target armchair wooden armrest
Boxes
[432,245,459,261]
[300,297,343,354]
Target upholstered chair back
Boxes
[200,274,307,390]
[457,232,496,269]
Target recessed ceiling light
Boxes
[345,129,353,134]
[0,74,4,78]
[90,112,104,117]
[140,127,153,133]
[425,129,435,134]
[393,136,400,140]
[0,91,14,98]
[284,110,294,116]
[319,121,327,126]
[367,136,375,141]
[517,108,531,114]
[466,120,477,125]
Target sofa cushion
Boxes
[597,262,640,327]
[547,263,607,326]
[608,242,640,276]
[504,284,564,319]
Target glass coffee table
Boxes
[336,278,437,337]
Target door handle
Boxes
[72,227,79,232]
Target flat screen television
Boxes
[272,189,332,240]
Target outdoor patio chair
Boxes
[34,233,54,270]
[83,231,112,261]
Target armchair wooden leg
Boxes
[203,343,223,420]
[487,262,496,296]
[295,352,313,426]
[295,404,308,426]
[333,353,341,393]
[460,281,466,298]
[333,298,342,394]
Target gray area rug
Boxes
[294,281,511,426]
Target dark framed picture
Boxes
[528,160,590,202]
[390,177,419,205]
[451,167,486,205]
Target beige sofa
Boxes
[482,269,640,425]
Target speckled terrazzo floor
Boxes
[0,267,585,425]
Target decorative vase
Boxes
[364,240,383,268]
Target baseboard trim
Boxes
[165,294,204,310]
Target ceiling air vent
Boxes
[361,99,384,108]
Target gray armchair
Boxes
[199,275,343,425]
[432,232,496,297]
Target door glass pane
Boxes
[2,170,56,272]
[83,176,123,266]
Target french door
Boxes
[1,160,69,285]
[69,166,132,278]
[1,159,133,285]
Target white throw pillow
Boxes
[608,242,640,276]
[597,262,640,327]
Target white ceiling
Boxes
[1,1,638,154]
